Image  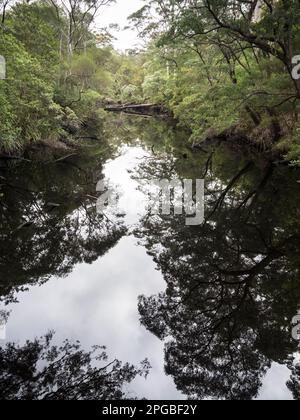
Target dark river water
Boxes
[1,114,300,400]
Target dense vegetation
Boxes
[129,0,300,163]
[1,1,300,159]
[0,331,150,400]
[2,1,300,401]
[0,0,143,153]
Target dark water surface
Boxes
[1,115,300,400]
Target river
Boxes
[1,114,300,400]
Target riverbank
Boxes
[173,107,300,165]
[104,102,299,165]
[0,98,297,167]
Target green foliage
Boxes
[2,0,300,163]
[132,0,300,158]
[0,0,142,154]
[0,32,62,151]
[113,54,144,102]
[8,1,60,70]
[285,122,300,164]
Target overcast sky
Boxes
[97,0,145,51]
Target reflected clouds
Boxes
[5,235,182,399]
[1,115,300,400]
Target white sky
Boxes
[96,0,145,51]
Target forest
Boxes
[1,0,300,402]
[0,0,300,165]
[0,0,145,153]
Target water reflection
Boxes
[0,331,150,400]
[0,144,126,304]
[134,141,300,400]
[1,115,300,400]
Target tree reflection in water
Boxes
[1,116,300,400]
[0,332,150,400]
[134,141,300,400]
[0,128,149,401]
[0,144,126,304]
[287,363,300,400]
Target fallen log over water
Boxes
[104,103,170,117]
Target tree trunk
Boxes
[252,0,264,23]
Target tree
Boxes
[129,0,300,160]
[0,0,13,24]
[133,140,300,399]
[0,0,122,154]
[0,332,150,400]
[46,0,115,56]
[0,143,126,304]
[132,0,300,96]
[287,363,300,400]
